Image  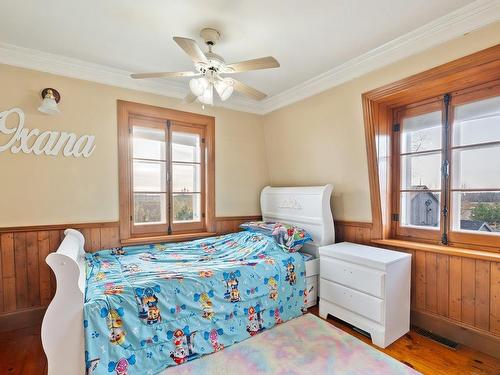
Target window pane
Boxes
[451,144,500,189]
[172,132,201,162]
[133,126,165,160]
[401,111,442,153]
[453,95,500,147]
[172,163,201,192]
[451,191,500,235]
[400,191,441,229]
[133,160,167,192]
[134,193,167,224]
[401,152,441,190]
[173,193,201,222]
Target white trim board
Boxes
[0,0,499,115]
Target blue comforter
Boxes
[84,231,307,375]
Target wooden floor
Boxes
[1,308,499,375]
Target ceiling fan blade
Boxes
[225,56,279,73]
[131,71,199,79]
[173,37,208,63]
[232,79,267,101]
[183,92,197,104]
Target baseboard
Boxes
[411,309,500,359]
[0,307,46,333]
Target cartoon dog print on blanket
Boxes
[269,306,284,324]
[194,290,215,320]
[100,307,126,345]
[108,355,135,375]
[282,257,297,285]
[167,326,198,365]
[204,328,224,352]
[264,274,279,300]
[223,270,241,302]
[135,285,162,325]
[244,304,265,336]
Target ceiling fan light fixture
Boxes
[132,28,278,105]
[214,78,234,101]
[198,84,213,106]
[189,76,209,97]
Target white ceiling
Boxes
[0,0,497,113]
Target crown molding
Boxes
[0,0,498,116]
[0,42,263,114]
[259,0,500,114]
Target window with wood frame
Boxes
[118,101,215,243]
[391,80,500,247]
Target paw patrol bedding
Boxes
[83,231,307,375]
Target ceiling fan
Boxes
[131,28,280,105]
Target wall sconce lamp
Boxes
[38,88,61,115]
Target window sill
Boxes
[121,231,217,246]
[371,239,500,262]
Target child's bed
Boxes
[41,185,334,375]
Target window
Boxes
[118,101,215,241]
[392,81,500,247]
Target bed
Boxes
[41,185,334,375]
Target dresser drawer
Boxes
[321,279,383,324]
[320,257,385,298]
[305,258,319,277]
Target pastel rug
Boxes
[163,313,419,374]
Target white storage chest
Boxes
[318,242,411,348]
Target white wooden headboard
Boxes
[260,184,334,257]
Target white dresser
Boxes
[318,242,411,348]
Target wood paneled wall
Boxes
[336,220,500,358]
[334,220,373,245]
[0,216,257,331]
[405,251,499,334]
[215,216,261,235]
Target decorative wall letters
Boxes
[0,107,95,157]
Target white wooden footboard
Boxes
[41,229,86,375]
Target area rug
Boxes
[163,313,419,374]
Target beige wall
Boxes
[0,65,269,226]
[1,22,499,227]
[263,22,500,222]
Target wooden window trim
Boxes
[362,44,500,252]
[117,100,215,243]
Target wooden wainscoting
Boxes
[0,216,259,332]
[0,222,121,332]
[374,242,500,358]
[334,220,373,244]
[334,221,500,358]
[215,215,261,234]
